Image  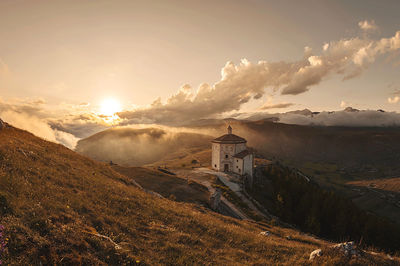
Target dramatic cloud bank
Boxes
[2,21,400,148]
[118,23,400,125]
[279,110,400,127]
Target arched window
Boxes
[225,154,228,159]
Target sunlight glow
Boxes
[100,98,122,116]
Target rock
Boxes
[309,249,322,261]
[331,241,359,256]
[144,189,164,199]
[310,242,364,261]
[259,231,270,236]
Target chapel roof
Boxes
[211,125,247,144]
[233,149,251,159]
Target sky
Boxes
[1,0,400,148]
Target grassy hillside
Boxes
[144,149,211,169]
[111,165,210,206]
[0,123,341,265]
[349,178,400,193]
[345,178,400,224]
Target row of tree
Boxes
[248,164,400,252]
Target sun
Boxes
[100,98,122,116]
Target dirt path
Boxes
[175,168,271,221]
[173,168,249,220]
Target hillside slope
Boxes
[111,165,210,206]
[75,120,400,228]
[0,122,332,265]
[75,127,213,167]
[346,178,400,223]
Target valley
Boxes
[75,119,400,227]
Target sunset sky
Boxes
[1,0,400,147]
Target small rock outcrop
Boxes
[331,241,360,256]
[309,249,322,261]
[309,242,362,261]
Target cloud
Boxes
[340,100,359,108]
[388,96,400,104]
[358,20,378,31]
[117,25,400,125]
[0,98,107,149]
[31,98,46,105]
[0,109,79,149]
[49,113,109,139]
[3,22,400,137]
[387,87,400,104]
[261,102,295,110]
[279,110,400,127]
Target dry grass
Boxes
[0,125,397,265]
[145,148,211,169]
[348,178,400,193]
[111,165,210,206]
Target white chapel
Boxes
[211,125,254,177]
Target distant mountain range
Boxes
[237,107,400,127]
